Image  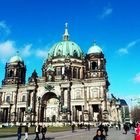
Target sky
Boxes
[0,0,140,105]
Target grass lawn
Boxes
[0,126,72,134]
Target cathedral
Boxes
[0,23,112,125]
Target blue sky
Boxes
[0,0,140,105]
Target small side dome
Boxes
[9,52,23,63]
[87,41,102,54]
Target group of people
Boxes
[93,129,106,140]
[17,123,47,140]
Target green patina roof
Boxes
[48,40,84,59]
[87,43,103,54]
[47,65,55,72]
[9,54,23,63]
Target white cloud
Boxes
[133,73,140,83]
[118,48,128,54]
[22,44,32,57]
[0,21,10,37]
[117,39,140,55]
[99,7,113,19]
[0,40,16,62]
[36,49,48,58]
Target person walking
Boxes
[104,125,108,136]
[41,125,47,140]
[87,123,90,131]
[123,123,129,134]
[135,123,140,140]
[72,123,75,133]
[17,124,22,140]
[34,124,40,140]
[93,129,106,140]
[24,123,29,140]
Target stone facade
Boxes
[0,24,112,124]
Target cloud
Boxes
[117,39,140,55]
[0,40,16,58]
[133,73,140,83]
[36,49,48,58]
[0,40,16,63]
[99,7,113,19]
[22,44,32,57]
[0,21,10,38]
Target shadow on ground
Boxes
[46,137,55,140]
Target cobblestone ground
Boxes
[0,128,135,140]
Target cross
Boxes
[65,22,68,28]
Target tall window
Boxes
[6,96,10,103]
[91,62,97,70]
[56,67,61,75]
[9,70,14,77]
[22,95,26,102]
[73,68,77,78]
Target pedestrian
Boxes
[118,123,121,130]
[104,125,108,136]
[41,125,47,140]
[24,123,29,140]
[72,123,75,133]
[115,124,118,130]
[123,124,129,134]
[17,124,22,140]
[135,123,140,140]
[87,123,90,131]
[93,129,106,140]
[34,124,40,140]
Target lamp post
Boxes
[64,61,72,124]
[14,77,19,125]
[8,101,13,124]
[32,70,38,124]
[38,97,41,124]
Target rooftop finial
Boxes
[63,22,69,41]
[93,39,96,45]
[16,51,19,56]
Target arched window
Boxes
[57,49,62,56]
[6,96,10,103]
[56,67,61,75]
[9,70,14,77]
[73,68,77,78]
[22,95,26,102]
[91,62,97,70]
[73,50,78,57]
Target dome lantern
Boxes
[63,22,69,41]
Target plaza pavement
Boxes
[0,127,135,140]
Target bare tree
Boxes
[131,106,140,122]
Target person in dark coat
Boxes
[72,123,75,132]
[93,129,106,140]
[17,124,22,140]
[41,125,47,140]
[87,123,90,131]
[123,124,129,134]
[104,125,108,136]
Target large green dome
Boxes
[48,40,84,59]
[47,23,84,60]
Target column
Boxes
[60,88,64,111]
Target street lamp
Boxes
[14,77,19,125]
[8,101,13,124]
[38,96,41,124]
[64,61,72,124]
